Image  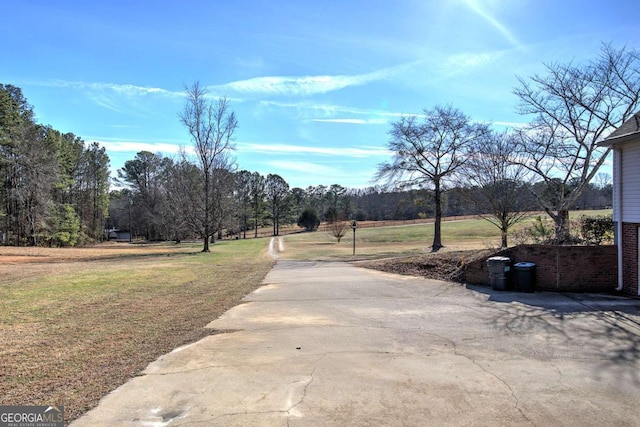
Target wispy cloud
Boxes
[22,63,410,102]
[263,160,376,187]
[440,50,505,75]
[493,120,528,128]
[238,142,390,158]
[18,78,185,115]
[258,100,418,121]
[215,74,368,97]
[85,82,178,115]
[107,124,144,129]
[92,140,188,155]
[311,118,388,125]
[265,160,341,176]
[22,78,183,97]
[212,64,402,97]
[88,93,129,114]
[461,0,521,47]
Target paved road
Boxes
[72,261,640,426]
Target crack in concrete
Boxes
[424,331,537,427]
[179,355,328,427]
[285,355,325,425]
[168,344,538,425]
[465,356,536,427]
[127,346,543,426]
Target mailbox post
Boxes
[351,220,358,256]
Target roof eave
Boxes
[599,131,640,147]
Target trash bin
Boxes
[514,262,536,293]
[487,256,511,291]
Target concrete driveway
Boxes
[72,261,640,426]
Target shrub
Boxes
[297,207,320,231]
[510,215,568,245]
[510,214,613,246]
[579,215,614,245]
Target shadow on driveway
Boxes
[466,283,640,387]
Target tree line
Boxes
[1,43,635,249]
[109,150,612,244]
[0,84,109,246]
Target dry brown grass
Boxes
[0,240,274,423]
[0,241,200,263]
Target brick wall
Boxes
[465,244,618,293]
[621,223,639,296]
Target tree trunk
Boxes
[202,173,210,252]
[273,206,279,236]
[432,178,443,252]
[243,217,247,239]
[501,227,508,249]
[554,209,570,244]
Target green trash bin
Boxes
[514,262,536,293]
[487,256,511,291]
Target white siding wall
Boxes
[613,149,621,222]
[621,141,640,223]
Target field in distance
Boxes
[280,209,612,261]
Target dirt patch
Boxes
[359,249,492,282]
[0,242,200,264]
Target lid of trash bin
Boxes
[487,256,510,262]
[514,262,535,268]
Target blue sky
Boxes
[1,0,637,188]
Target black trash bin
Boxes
[487,256,511,291]
[514,262,536,293]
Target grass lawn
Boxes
[281,209,612,261]
[282,217,509,261]
[0,239,274,422]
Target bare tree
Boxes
[513,43,640,242]
[463,131,531,248]
[179,82,237,252]
[594,172,612,190]
[249,172,266,238]
[376,105,489,251]
[265,174,290,236]
[235,170,253,239]
[210,165,237,241]
[165,158,201,242]
[329,220,348,243]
